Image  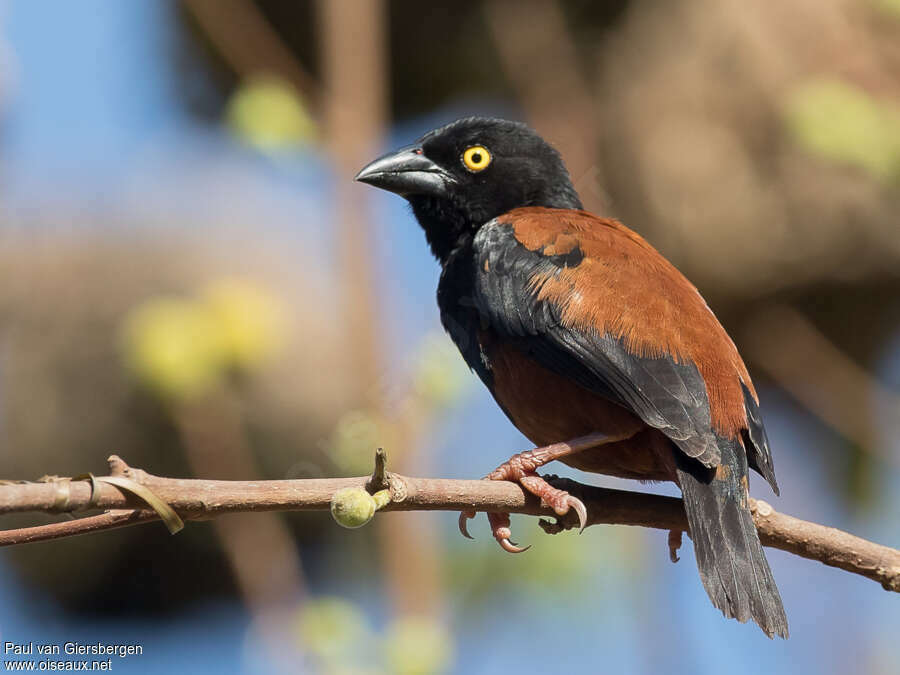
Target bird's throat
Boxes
[409,195,479,264]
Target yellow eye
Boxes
[462,145,492,172]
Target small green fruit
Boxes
[330,487,377,529]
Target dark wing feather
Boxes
[742,383,779,495]
[472,219,721,467]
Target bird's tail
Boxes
[675,438,788,639]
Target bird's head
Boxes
[356,117,582,261]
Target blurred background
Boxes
[0,0,898,672]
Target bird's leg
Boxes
[459,431,629,553]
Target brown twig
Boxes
[1,455,897,592]
[0,510,157,546]
[183,0,319,107]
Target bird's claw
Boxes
[668,528,683,563]
[498,537,530,554]
[535,495,588,534]
[488,512,530,553]
[564,495,588,533]
[458,509,532,553]
[520,473,588,533]
[458,510,476,539]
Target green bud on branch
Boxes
[330,487,391,529]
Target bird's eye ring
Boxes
[462,145,492,172]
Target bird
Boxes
[355,116,788,638]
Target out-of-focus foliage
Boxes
[296,598,373,670]
[295,598,452,675]
[594,0,900,297]
[445,517,646,603]
[203,278,289,371]
[121,296,224,402]
[411,335,470,409]
[873,0,900,19]
[383,616,453,675]
[784,79,900,183]
[325,334,470,475]
[0,230,351,611]
[121,278,291,402]
[327,409,390,475]
[225,74,316,153]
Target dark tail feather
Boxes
[676,438,789,639]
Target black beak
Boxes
[355,145,455,198]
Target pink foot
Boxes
[457,433,609,553]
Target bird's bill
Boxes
[355,146,455,198]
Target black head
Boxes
[355,117,582,262]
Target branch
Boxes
[183,0,320,107]
[0,456,897,593]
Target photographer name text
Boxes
[3,643,142,658]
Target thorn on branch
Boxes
[107,455,131,477]
[367,447,389,493]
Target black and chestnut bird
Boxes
[356,117,788,638]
